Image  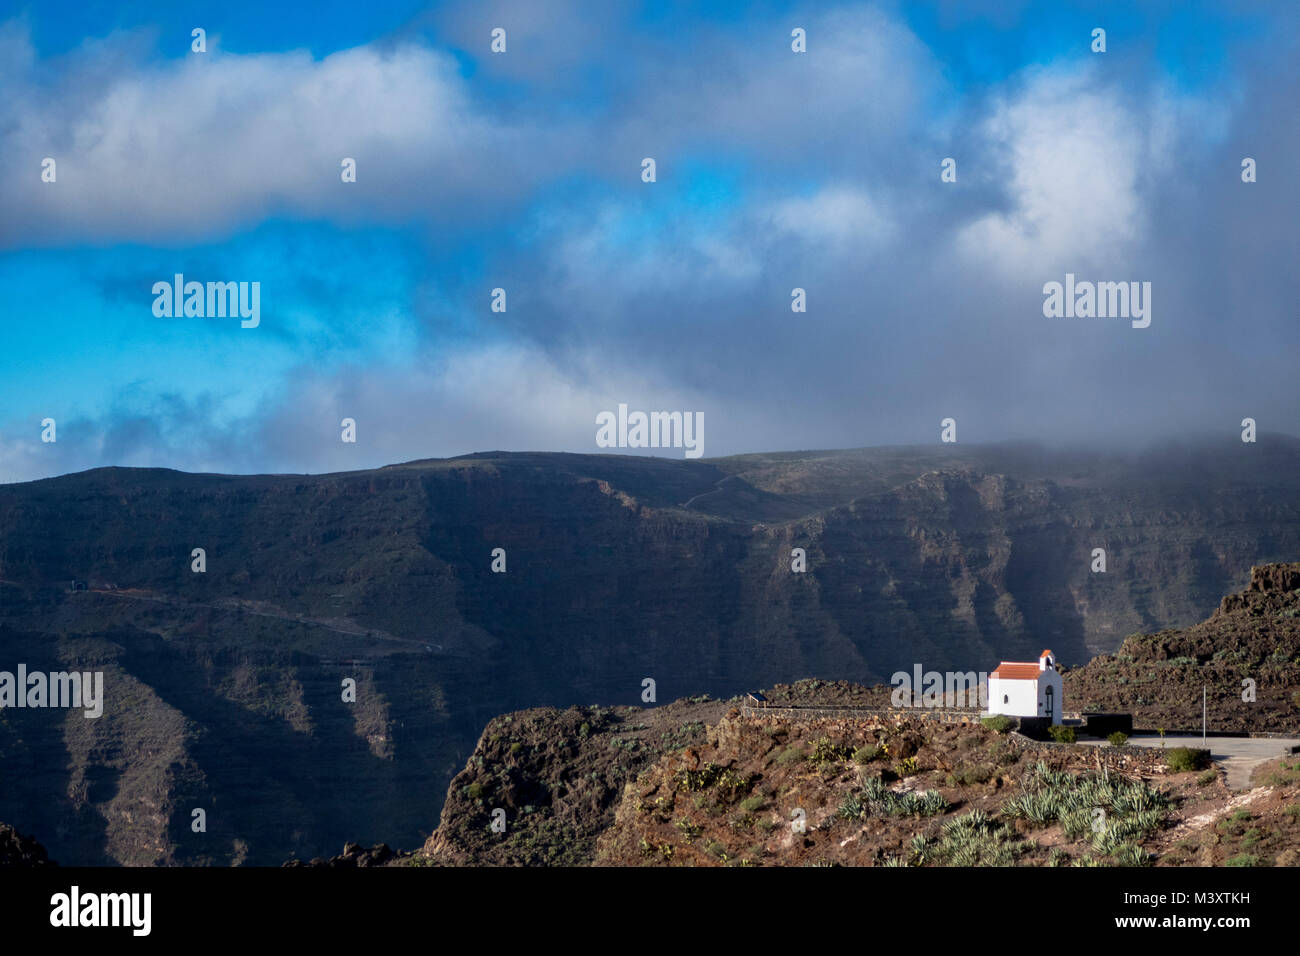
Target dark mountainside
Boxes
[413,564,1300,867]
[1,436,1299,865]
[0,823,56,866]
[1066,562,1300,730]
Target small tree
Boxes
[1108,731,1129,747]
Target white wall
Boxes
[988,669,1064,719]
[988,676,1037,716]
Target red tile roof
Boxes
[990,663,1042,680]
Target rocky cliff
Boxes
[1066,563,1300,731]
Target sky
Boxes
[0,0,1296,481]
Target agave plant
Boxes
[909,833,931,865]
[862,776,888,802]
[892,792,924,816]
[837,793,866,820]
[918,790,950,816]
[1112,843,1151,867]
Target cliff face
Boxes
[1,439,1298,864]
[419,698,728,866]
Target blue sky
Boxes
[1,1,1296,480]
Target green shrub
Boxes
[675,762,722,792]
[739,795,766,812]
[715,768,754,797]
[1167,747,1211,773]
[774,746,804,766]
[989,740,1020,768]
[853,745,882,764]
[1259,758,1300,787]
[808,737,854,765]
[909,834,932,865]
[981,715,1013,734]
[1225,854,1258,867]
[1196,769,1217,787]
[674,818,701,841]
[1107,731,1129,747]
[1049,725,1077,744]
[951,763,994,786]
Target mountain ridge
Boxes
[2,438,1298,864]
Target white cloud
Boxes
[0,37,558,246]
[767,185,894,250]
[956,68,1150,275]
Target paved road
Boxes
[1079,734,1300,790]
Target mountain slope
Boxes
[1,437,1298,864]
[1066,563,1300,732]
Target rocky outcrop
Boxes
[1066,562,1300,732]
[1218,562,1300,614]
[419,698,726,866]
[282,842,405,867]
[0,824,56,866]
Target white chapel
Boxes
[986,649,1063,721]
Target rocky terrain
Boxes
[414,685,1300,868]
[2,437,1299,865]
[405,685,1300,867]
[282,841,407,868]
[1066,563,1300,732]
[419,695,730,866]
[413,568,1300,867]
[0,823,56,866]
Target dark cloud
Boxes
[0,2,1296,480]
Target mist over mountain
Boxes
[1,435,1298,864]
